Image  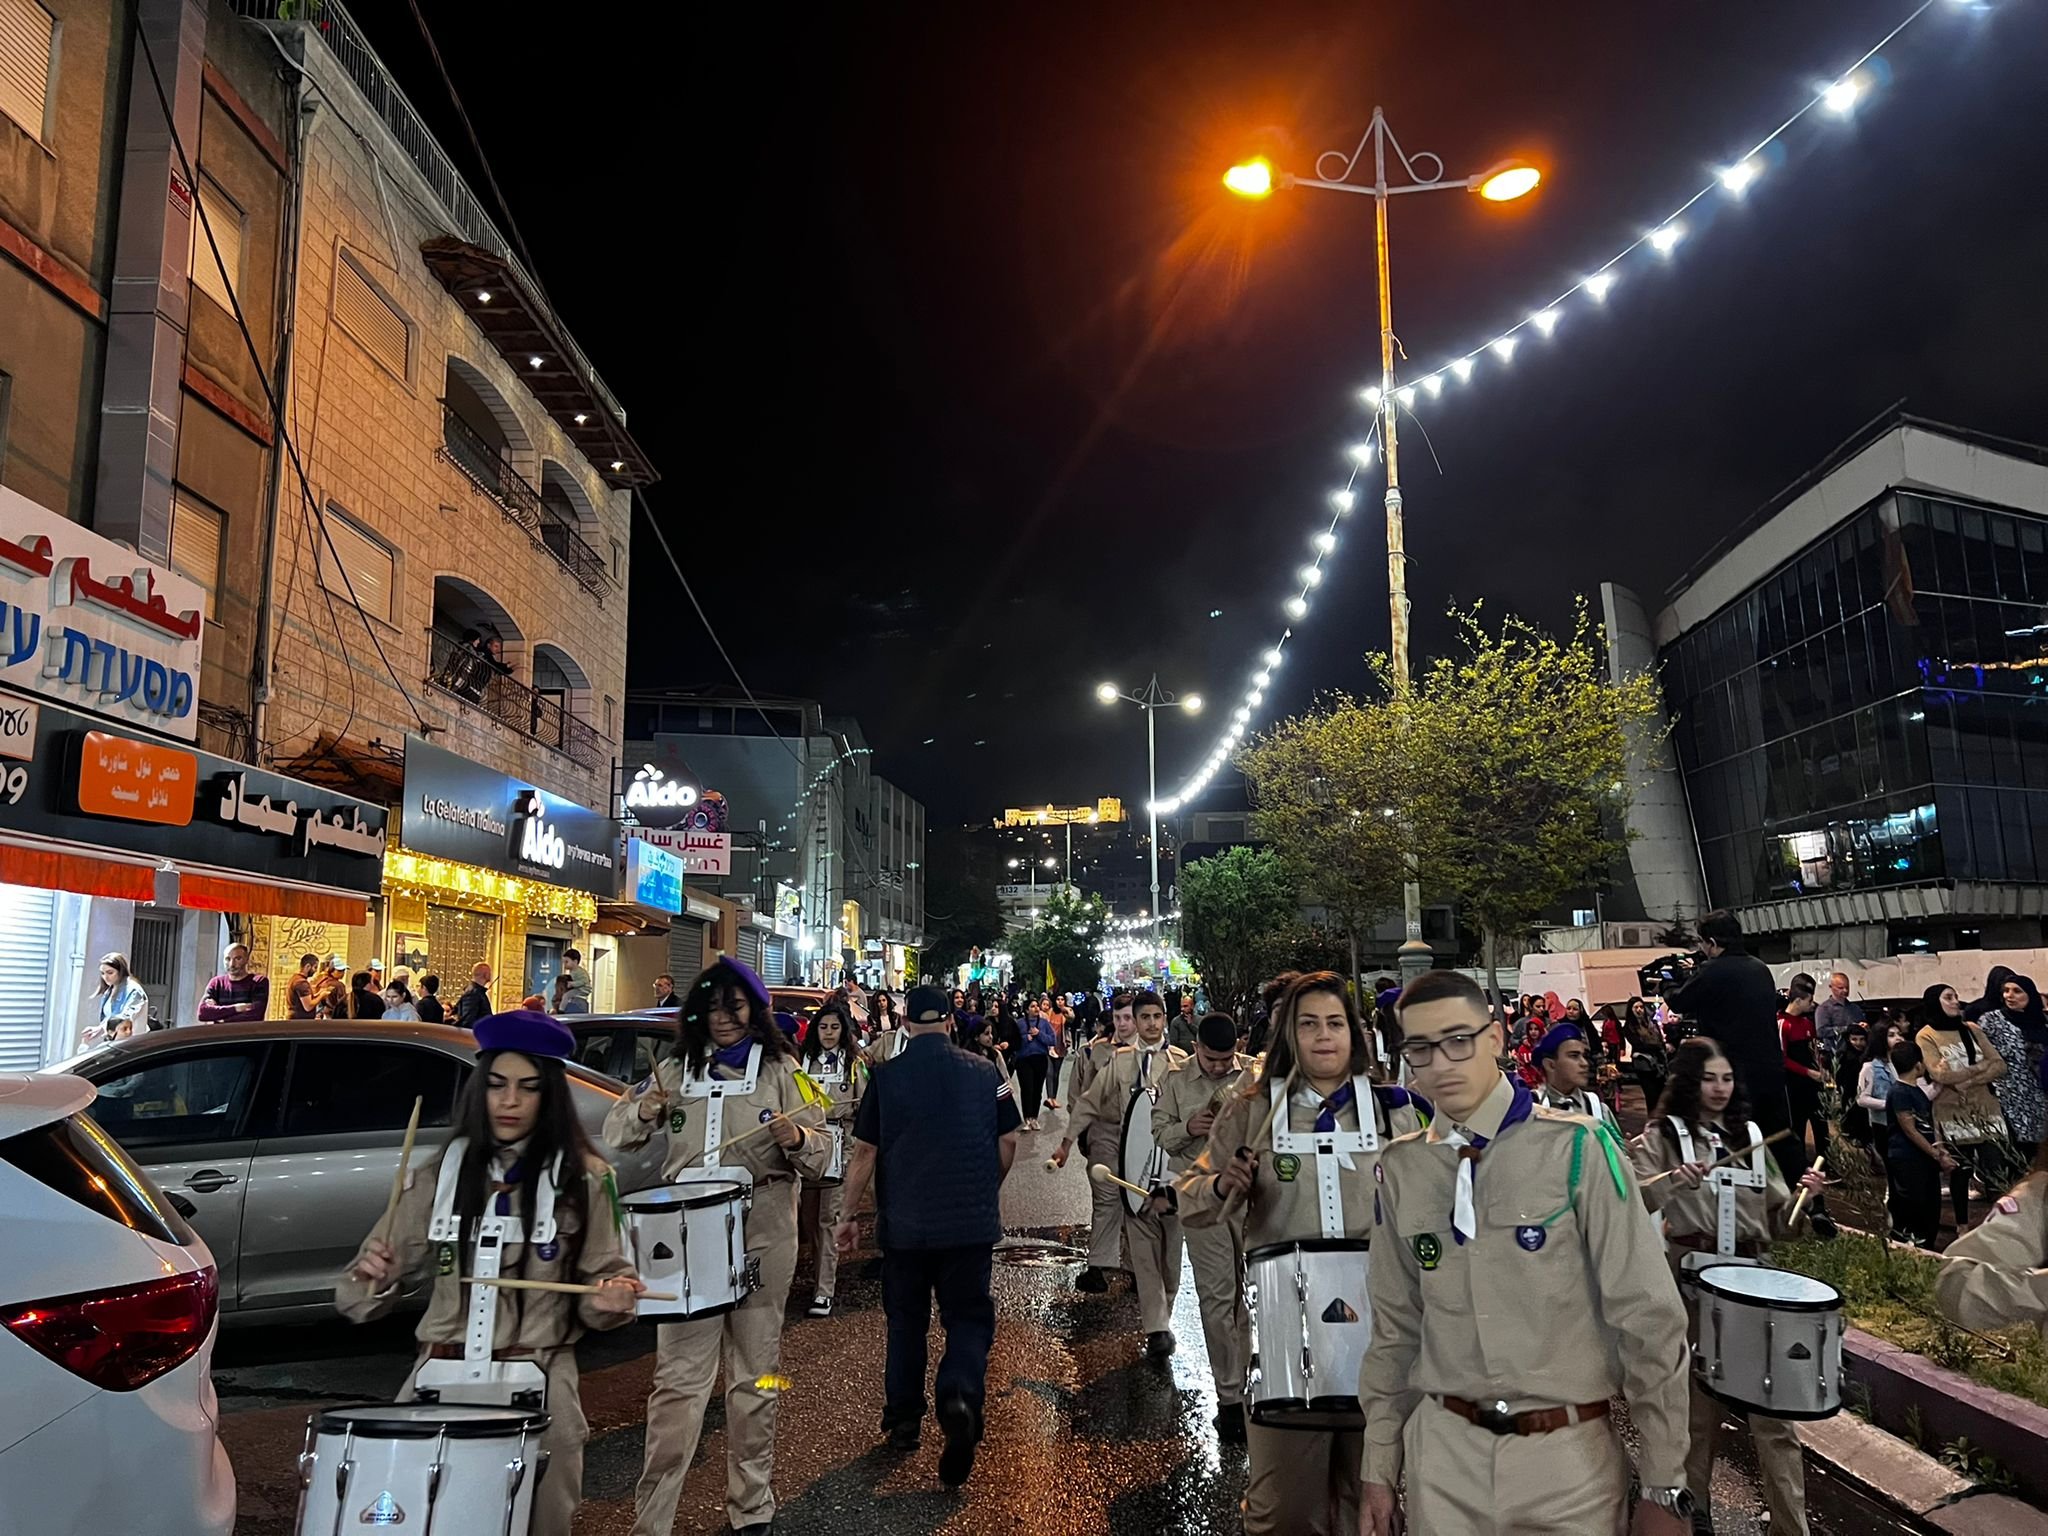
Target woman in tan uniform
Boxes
[1177,971,1428,1536]
[1631,1037,1824,1535]
[338,1010,643,1536]
[603,957,828,1536]
[798,999,864,1318]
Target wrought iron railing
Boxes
[439,405,612,601]
[425,627,606,773]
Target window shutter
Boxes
[318,507,396,624]
[334,255,411,378]
[0,0,54,141]
[190,177,244,312]
[169,493,224,621]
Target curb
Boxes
[1841,1325,2048,1510]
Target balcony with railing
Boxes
[439,404,613,601]
[426,626,607,773]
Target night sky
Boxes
[374,1,2048,824]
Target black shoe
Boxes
[1214,1402,1247,1443]
[1146,1330,1176,1360]
[937,1394,979,1488]
[886,1419,921,1453]
[1076,1266,1108,1293]
[1690,1510,1715,1536]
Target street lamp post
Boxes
[1096,677,1202,921]
[1228,114,1538,979]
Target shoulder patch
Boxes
[1997,1195,2022,1216]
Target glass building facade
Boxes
[1663,491,2048,913]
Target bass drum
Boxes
[1118,1087,1163,1216]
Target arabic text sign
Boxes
[209,771,389,861]
[630,827,731,875]
[75,731,198,826]
[0,486,205,740]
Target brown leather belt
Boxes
[1671,1233,1764,1258]
[426,1344,534,1362]
[1440,1395,1610,1437]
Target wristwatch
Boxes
[1641,1486,1696,1518]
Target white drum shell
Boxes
[295,1403,546,1536]
[623,1180,756,1320]
[1692,1263,1843,1419]
[1244,1240,1372,1431]
[819,1125,846,1186]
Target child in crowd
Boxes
[1884,1038,1952,1247]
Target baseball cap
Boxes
[906,984,952,1023]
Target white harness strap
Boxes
[1668,1116,1766,1256]
[1271,1075,1378,1239]
[680,1043,763,1169]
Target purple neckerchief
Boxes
[1313,1082,1357,1134]
[491,1156,525,1216]
[1450,1078,1534,1245]
[819,1051,840,1072]
[711,1038,756,1073]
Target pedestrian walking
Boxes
[415,973,445,1023]
[453,962,494,1028]
[83,953,149,1045]
[1014,999,1055,1129]
[1044,994,1069,1109]
[1169,993,1199,1053]
[799,1003,864,1318]
[558,947,593,1014]
[197,943,268,1023]
[834,983,1019,1488]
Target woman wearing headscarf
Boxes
[1914,983,2007,1229]
[1973,973,2048,1163]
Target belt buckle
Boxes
[1471,1398,1518,1436]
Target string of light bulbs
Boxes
[1153,0,1973,816]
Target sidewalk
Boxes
[1800,1413,2048,1535]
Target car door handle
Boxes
[186,1170,239,1192]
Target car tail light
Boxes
[3,1266,218,1391]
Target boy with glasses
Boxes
[1360,971,1692,1536]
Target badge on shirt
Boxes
[760,1108,777,1124]
[536,1239,560,1263]
[1515,1225,1546,1252]
[1274,1153,1301,1183]
[669,1108,687,1135]
[1413,1233,1442,1270]
[437,1243,456,1276]
[1997,1195,2022,1216]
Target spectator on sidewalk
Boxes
[197,943,269,1024]
[558,949,594,1015]
[285,953,324,1019]
[415,974,445,1023]
[83,953,149,1046]
[1815,971,1865,1060]
[1974,973,2047,1164]
[1668,912,1799,1180]
[1780,977,1831,1162]
[453,963,494,1028]
[1886,1039,1951,1247]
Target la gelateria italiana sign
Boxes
[0,487,205,741]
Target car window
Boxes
[280,1043,462,1137]
[574,1029,618,1077]
[87,1045,266,1147]
[631,1031,669,1083]
[1,1111,193,1245]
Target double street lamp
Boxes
[1096,677,1201,920]
[1007,855,1058,915]
[1227,111,1540,976]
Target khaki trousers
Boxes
[1124,1205,1182,1334]
[1403,1394,1629,1534]
[401,1348,583,1536]
[809,1180,845,1297]
[1244,1420,1359,1536]
[1687,1378,1808,1535]
[633,1176,799,1535]
[1183,1218,1244,1403]
[1082,1129,1126,1270]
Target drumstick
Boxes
[1640,1128,1793,1187]
[377,1097,423,1244]
[459,1274,677,1303]
[1788,1155,1826,1226]
[1088,1163,1154,1200]
[675,1103,829,1170]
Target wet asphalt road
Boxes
[215,1101,1921,1535]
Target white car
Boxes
[0,1073,234,1536]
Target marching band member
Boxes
[1631,1038,1824,1535]
[799,1000,865,1318]
[1533,1020,1613,1123]
[1059,991,1187,1355]
[1361,971,1693,1536]
[1152,1010,1253,1441]
[604,957,830,1536]
[337,1010,643,1536]
[1054,992,1138,1293]
[1936,1144,2048,1340]
[1179,972,1425,1536]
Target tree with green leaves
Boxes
[1239,695,1411,995]
[1396,600,1665,1008]
[1178,845,1300,1016]
[1009,887,1109,995]
[920,871,1005,978]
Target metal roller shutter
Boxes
[764,935,789,986]
[0,885,55,1069]
[668,917,705,986]
[736,926,762,976]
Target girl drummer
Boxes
[1630,1037,1824,1535]
[1177,971,1428,1536]
[798,999,865,1318]
[337,1009,643,1536]
[604,956,828,1536]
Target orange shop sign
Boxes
[74,731,197,826]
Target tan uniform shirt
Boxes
[1361,1074,1691,1490]
[864,1026,913,1066]
[1178,1077,1424,1250]
[1935,1172,2048,1341]
[336,1146,634,1349]
[1069,1033,1115,1108]
[803,1048,865,1127]
[1068,1041,1187,1154]
[1152,1055,1249,1175]
[602,1046,831,1190]
[1630,1117,1794,1248]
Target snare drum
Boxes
[295,1402,549,1536]
[1693,1263,1843,1419]
[1244,1239,1372,1430]
[623,1179,758,1319]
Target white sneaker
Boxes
[807,1295,833,1318]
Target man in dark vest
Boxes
[835,984,1021,1488]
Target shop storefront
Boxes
[392,736,621,1007]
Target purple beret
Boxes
[1532,1021,1585,1066]
[474,1009,575,1061]
[690,956,773,1022]
[774,1010,800,1037]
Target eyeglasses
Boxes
[1399,1029,1488,1068]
